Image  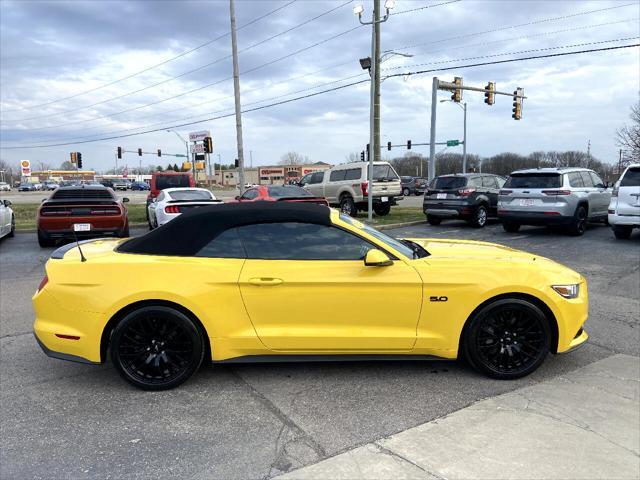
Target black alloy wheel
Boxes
[111,306,205,390]
[426,214,441,226]
[568,205,587,236]
[464,298,550,379]
[469,205,488,228]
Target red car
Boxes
[234,185,328,205]
[37,186,129,247]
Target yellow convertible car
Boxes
[33,203,588,390]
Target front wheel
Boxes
[612,225,632,240]
[373,203,391,216]
[339,196,357,217]
[463,298,551,380]
[110,306,205,390]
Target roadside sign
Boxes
[189,130,211,142]
[191,143,205,154]
[21,160,31,177]
[446,140,460,147]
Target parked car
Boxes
[498,167,610,236]
[99,179,114,189]
[0,182,11,191]
[146,172,195,227]
[608,163,640,239]
[42,181,59,191]
[148,187,222,229]
[234,185,328,205]
[400,176,428,196]
[18,183,36,192]
[33,202,589,390]
[301,161,402,216]
[0,199,15,239]
[36,186,129,247]
[423,173,506,228]
[131,181,150,191]
[111,179,129,191]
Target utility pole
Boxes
[218,153,222,185]
[462,102,467,173]
[429,77,438,181]
[250,150,253,168]
[373,0,381,164]
[230,0,245,194]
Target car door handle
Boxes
[248,277,283,286]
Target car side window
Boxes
[196,228,246,258]
[236,222,374,260]
[589,172,605,188]
[241,189,259,200]
[579,171,594,188]
[568,172,584,188]
[299,173,312,185]
[330,170,346,182]
[482,176,498,188]
[468,177,482,187]
[495,176,506,188]
[310,172,324,184]
[344,168,361,181]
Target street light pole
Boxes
[167,130,190,173]
[462,102,467,173]
[230,0,245,194]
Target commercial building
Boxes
[211,162,331,186]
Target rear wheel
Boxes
[373,203,391,216]
[502,221,520,233]
[339,195,357,217]
[469,205,488,228]
[464,298,550,380]
[37,229,54,247]
[110,306,205,390]
[118,223,130,238]
[568,205,587,236]
[8,214,15,237]
[403,188,410,196]
[612,225,632,240]
[426,214,441,226]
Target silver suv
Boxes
[498,167,611,236]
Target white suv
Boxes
[608,163,640,239]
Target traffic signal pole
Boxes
[428,77,438,182]
[462,102,467,173]
[230,0,245,194]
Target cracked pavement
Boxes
[1,222,638,479]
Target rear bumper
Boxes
[423,201,475,218]
[38,215,127,237]
[608,213,640,227]
[357,196,401,207]
[498,211,574,226]
[34,332,99,365]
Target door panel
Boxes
[239,259,423,351]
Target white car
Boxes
[608,163,640,239]
[0,182,10,191]
[148,187,223,229]
[0,199,15,239]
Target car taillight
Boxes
[499,189,513,195]
[90,208,121,215]
[361,182,368,196]
[541,190,571,195]
[611,186,619,197]
[40,208,72,216]
[458,187,476,197]
[165,205,180,214]
[37,275,48,292]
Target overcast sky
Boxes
[1,0,638,172]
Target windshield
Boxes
[268,185,311,198]
[338,213,423,258]
[504,173,561,189]
[169,189,213,201]
[620,167,640,187]
[431,176,467,190]
[156,175,191,190]
[369,164,399,182]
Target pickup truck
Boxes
[300,161,402,216]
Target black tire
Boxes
[110,306,205,391]
[37,229,54,247]
[426,214,441,226]
[612,225,632,240]
[463,298,551,380]
[118,223,130,238]
[403,188,410,196]
[567,205,588,236]
[469,204,488,228]
[339,195,357,217]
[146,200,153,229]
[373,203,391,216]
[8,214,15,237]
[502,221,520,233]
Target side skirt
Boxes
[213,354,445,364]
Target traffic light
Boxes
[117,147,122,159]
[387,141,392,151]
[70,152,77,163]
[407,140,412,150]
[484,81,495,106]
[138,148,142,156]
[234,159,239,168]
[512,88,523,120]
[451,76,463,102]
[157,149,162,157]
[360,151,365,161]
[203,137,213,154]
[77,152,83,169]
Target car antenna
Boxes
[72,225,87,262]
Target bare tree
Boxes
[345,152,361,163]
[279,151,308,165]
[59,160,75,170]
[616,102,640,163]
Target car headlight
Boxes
[552,284,580,299]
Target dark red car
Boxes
[37,186,129,247]
[234,185,328,205]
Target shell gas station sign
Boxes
[20,160,31,177]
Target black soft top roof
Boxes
[118,201,331,256]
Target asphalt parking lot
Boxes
[1,220,638,479]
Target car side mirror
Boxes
[122,197,130,203]
[3,200,11,207]
[364,249,393,267]
[41,198,46,203]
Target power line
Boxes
[0,0,298,114]
[3,1,355,124]
[391,0,461,15]
[3,43,637,150]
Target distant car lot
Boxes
[1,219,637,478]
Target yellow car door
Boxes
[236,221,423,351]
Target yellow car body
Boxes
[33,208,588,376]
